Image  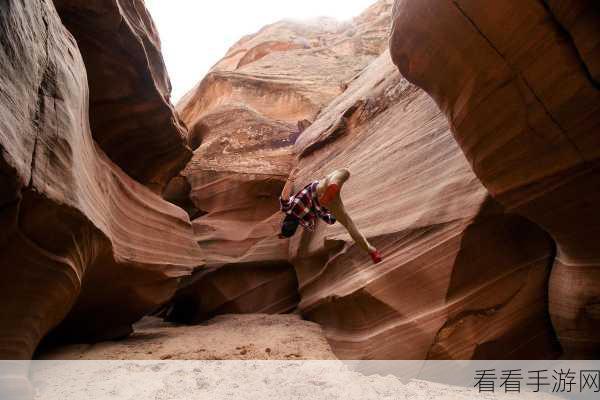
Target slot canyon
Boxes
[0,1,599,395]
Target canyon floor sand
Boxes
[34,314,557,399]
[31,360,556,400]
[38,314,336,360]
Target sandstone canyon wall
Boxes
[169,0,567,360]
[0,0,203,363]
[289,52,557,359]
[390,0,600,358]
[1,0,597,366]
[54,0,193,193]
[164,0,395,323]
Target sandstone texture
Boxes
[0,0,203,364]
[2,0,597,368]
[390,0,600,358]
[163,0,572,360]
[54,0,192,192]
[165,0,395,323]
[289,51,557,359]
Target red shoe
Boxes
[319,184,340,206]
[369,249,382,264]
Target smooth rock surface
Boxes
[390,0,600,358]
[54,0,192,192]
[289,51,558,359]
[165,0,395,322]
[0,0,203,359]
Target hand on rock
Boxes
[369,248,382,264]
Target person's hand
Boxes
[368,246,382,264]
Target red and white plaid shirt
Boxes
[279,181,336,231]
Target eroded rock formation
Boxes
[0,0,203,364]
[54,0,192,192]
[163,0,570,360]
[165,0,395,322]
[2,0,594,368]
[390,0,600,358]
[289,51,558,359]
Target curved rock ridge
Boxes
[178,0,394,126]
[390,0,600,358]
[164,1,395,322]
[289,51,558,360]
[54,0,192,192]
[164,104,300,321]
[0,0,203,360]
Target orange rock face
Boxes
[0,0,203,359]
[290,52,558,359]
[54,0,192,192]
[165,1,395,323]
[165,0,565,359]
[3,0,591,365]
[390,0,600,357]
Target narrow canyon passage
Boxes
[1,0,599,384]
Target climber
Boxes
[278,167,382,264]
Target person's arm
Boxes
[327,196,376,254]
[281,166,300,200]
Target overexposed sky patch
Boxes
[145,0,377,103]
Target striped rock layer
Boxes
[54,0,192,192]
[0,0,203,363]
[289,52,558,359]
[164,0,395,323]
[390,0,600,358]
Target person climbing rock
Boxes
[278,167,382,264]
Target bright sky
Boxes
[145,0,377,102]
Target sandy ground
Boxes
[31,314,561,399]
[30,360,558,400]
[38,314,337,360]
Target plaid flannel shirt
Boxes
[279,181,336,231]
